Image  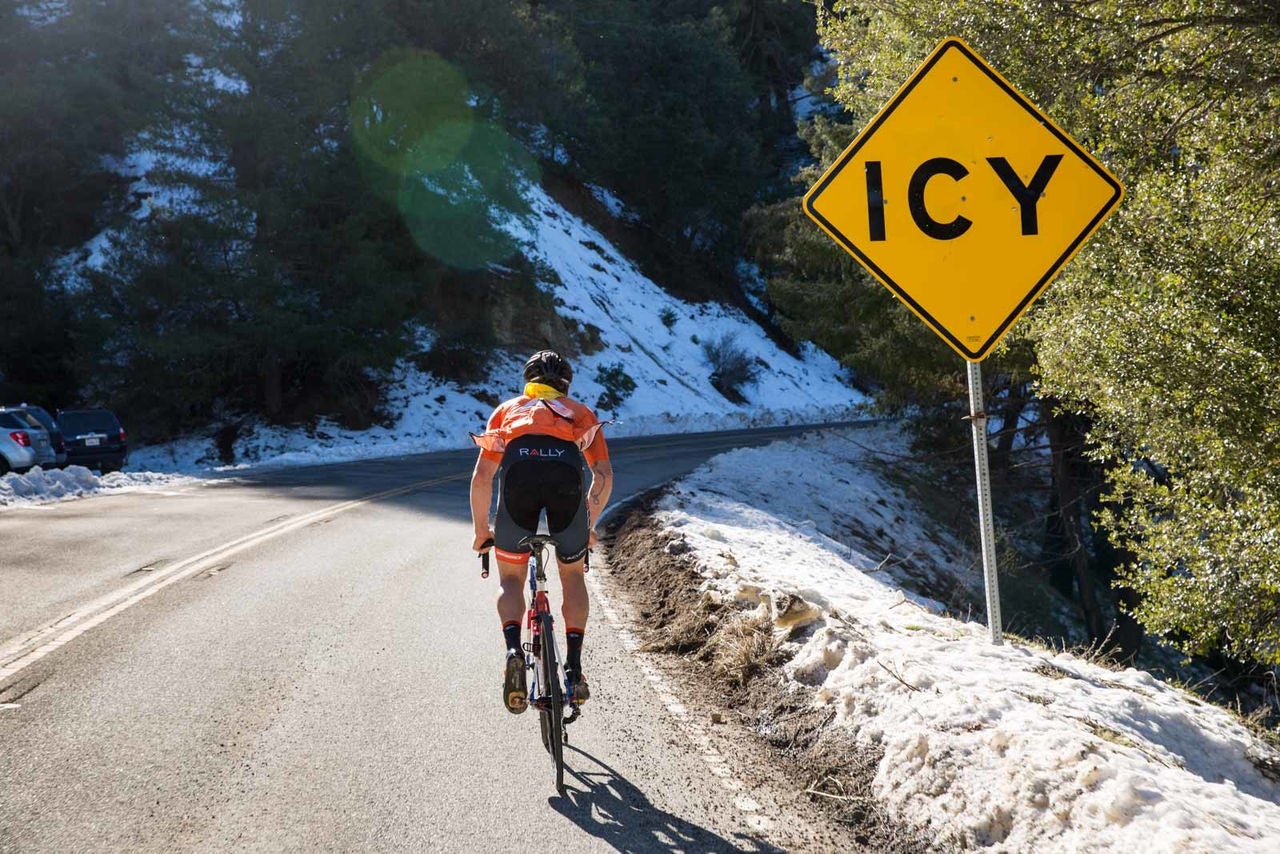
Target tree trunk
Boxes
[262,353,283,417]
[1044,403,1106,643]
[1112,583,1144,663]
[990,391,1023,474]
[1041,489,1075,600]
[0,188,24,253]
[1096,511,1144,662]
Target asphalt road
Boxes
[0,425,858,853]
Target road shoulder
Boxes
[599,490,931,852]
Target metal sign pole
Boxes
[966,359,1004,644]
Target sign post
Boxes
[966,360,1003,643]
[802,37,1123,643]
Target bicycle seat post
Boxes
[526,544,540,598]
[517,534,554,586]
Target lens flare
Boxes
[350,50,473,179]
[350,51,542,269]
[397,121,539,269]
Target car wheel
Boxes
[0,457,9,476]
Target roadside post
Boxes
[802,37,1123,644]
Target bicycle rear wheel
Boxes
[536,612,565,794]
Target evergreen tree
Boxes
[3,0,825,440]
[791,1,1280,664]
[0,0,189,406]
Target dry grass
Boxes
[1030,662,1073,680]
[703,614,785,687]
[1236,705,1280,783]
[641,589,723,654]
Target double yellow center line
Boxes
[0,472,466,684]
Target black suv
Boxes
[58,409,129,473]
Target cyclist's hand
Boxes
[474,530,495,552]
[588,528,600,547]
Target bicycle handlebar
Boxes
[478,535,593,578]
[518,533,591,573]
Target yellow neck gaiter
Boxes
[524,382,564,400]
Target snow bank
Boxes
[654,426,1280,852]
[0,467,196,510]
[16,1,69,27]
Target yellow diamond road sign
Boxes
[804,38,1123,361]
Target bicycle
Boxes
[480,534,584,795]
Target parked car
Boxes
[0,409,57,474]
[1,403,66,467]
[58,408,129,473]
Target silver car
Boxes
[0,408,57,474]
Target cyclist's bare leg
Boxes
[557,558,589,630]
[496,557,529,713]
[496,558,528,626]
[558,557,591,701]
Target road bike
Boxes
[481,534,584,795]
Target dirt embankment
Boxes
[603,491,933,853]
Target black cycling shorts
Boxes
[493,435,589,564]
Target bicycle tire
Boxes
[537,634,557,759]
[538,612,565,794]
[537,618,553,755]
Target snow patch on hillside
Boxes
[51,132,230,294]
[133,182,863,473]
[16,1,68,27]
[654,426,1280,852]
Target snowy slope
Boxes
[128,181,863,473]
[653,426,1280,852]
[35,0,861,476]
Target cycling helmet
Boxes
[522,349,573,393]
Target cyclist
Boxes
[470,350,614,714]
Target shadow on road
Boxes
[551,745,783,854]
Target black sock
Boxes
[566,629,584,676]
[503,621,522,655]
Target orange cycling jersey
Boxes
[472,389,610,466]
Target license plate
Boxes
[85,437,100,447]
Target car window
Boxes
[25,407,56,431]
[0,412,23,429]
[59,411,121,433]
[10,410,43,429]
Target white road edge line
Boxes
[0,473,466,683]
[589,494,776,833]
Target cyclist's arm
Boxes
[587,457,613,531]
[470,453,499,550]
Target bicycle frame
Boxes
[480,534,579,795]
[477,536,580,719]
[521,537,580,725]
